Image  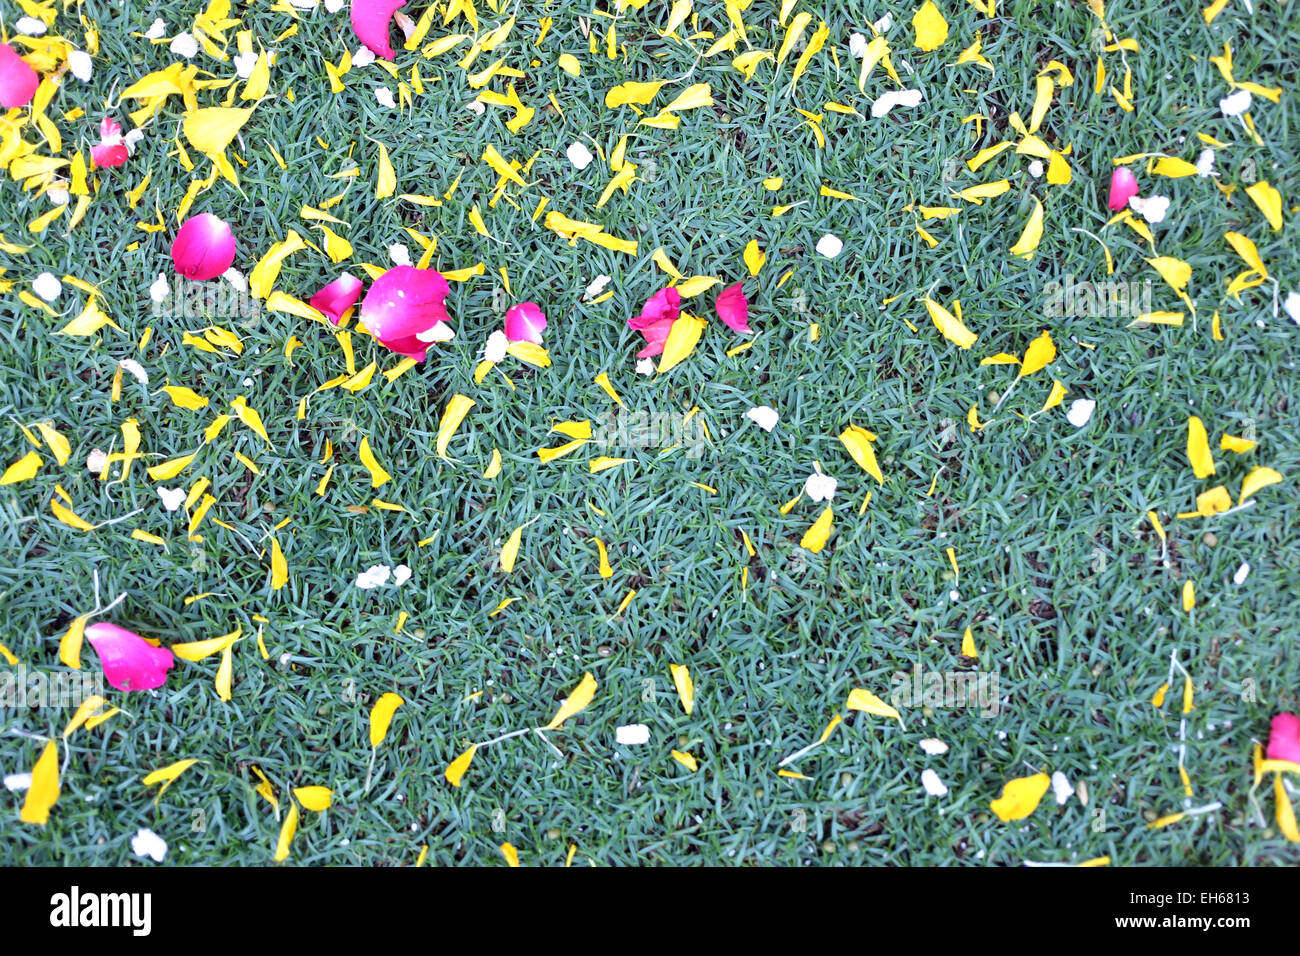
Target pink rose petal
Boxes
[91,142,129,168]
[715,281,751,334]
[310,272,364,325]
[628,287,681,331]
[1107,166,1139,211]
[86,622,175,692]
[359,265,453,361]
[504,301,547,344]
[635,317,676,358]
[1267,713,1300,765]
[350,0,406,60]
[0,43,39,109]
[171,213,237,282]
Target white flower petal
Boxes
[745,405,779,432]
[356,565,391,589]
[635,357,656,375]
[1283,290,1300,326]
[119,359,149,384]
[149,273,171,303]
[566,142,594,170]
[4,772,32,792]
[392,564,412,586]
[234,51,258,79]
[815,234,843,258]
[1051,771,1074,805]
[157,487,186,512]
[921,768,948,797]
[131,828,168,863]
[919,738,949,755]
[352,46,376,67]
[871,88,923,118]
[144,18,168,40]
[1219,88,1252,117]
[1128,194,1169,224]
[804,472,838,502]
[848,33,868,58]
[222,268,248,293]
[415,321,454,344]
[68,50,93,82]
[483,330,509,364]
[16,16,47,36]
[1233,562,1251,585]
[584,274,612,300]
[169,33,199,59]
[388,243,412,266]
[615,724,651,745]
[1196,148,1216,177]
[1066,399,1096,428]
[374,87,396,109]
[325,0,347,11]
[32,272,62,303]
[86,449,107,474]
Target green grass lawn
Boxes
[2,0,1298,865]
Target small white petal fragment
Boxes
[635,357,656,375]
[1051,771,1074,805]
[169,33,200,59]
[745,405,779,432]
[4,772,32,792]
[919,738,949,755]
[483,330,509,363]
[1128,195,1170,224]
[921,768,948,797]
[16,16,47,36]
[131,828,168,863]
[32,272,62,303]
[871,89,924,118]
[1220,89,1252,117]
[566,142,595,170]
[1233,562,1251,585]
[815,234,843,258]
[388,243,412,267]
[145,19,167,39]
[149,273,171,303]
[157,487,186,512]
[1284,291,1300,326]
[374,87,396,109]
[69,51,93,82]
[353,46,376,67]
[1196,149,1216,177]
[119,359,148,384]
[584,275,612,300]
[356,565,391,590]
[392,564,412,586]
[804,472,838,502]
[615,724,651,746]
[1066,399,1096,428]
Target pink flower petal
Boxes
[99,116,122,141]
[310,272,364,325]
[628,287,681,331]
[359,265,453,361]
[90,142,129,169]
[1267,713,1300,764]
[171,213,237,282]
[85,622,175,692]
[1107,166,1139,211]
[504,301,547,344]
[350,0,407,60]
[634,317,676,358]
[0,43,39,109]
[715,281,751,334]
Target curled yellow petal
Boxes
[545,672,597,730]
[990,773,1051,822]
[369,692,405,747]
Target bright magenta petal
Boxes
[171,213,236,282]
[0,44,39,109]
[628,287,681,331]
[351,0,407,60]
[635,317,676,357]
[359,265,453,361]
[504,301,547,343]
[85,622,175,692]
[91,142,129,169]
[1107,166,1139,211]
[310,272,364,324]
[1267,713,1300,764]
[715,282,751,333]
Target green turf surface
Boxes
[1,0,1298,865]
